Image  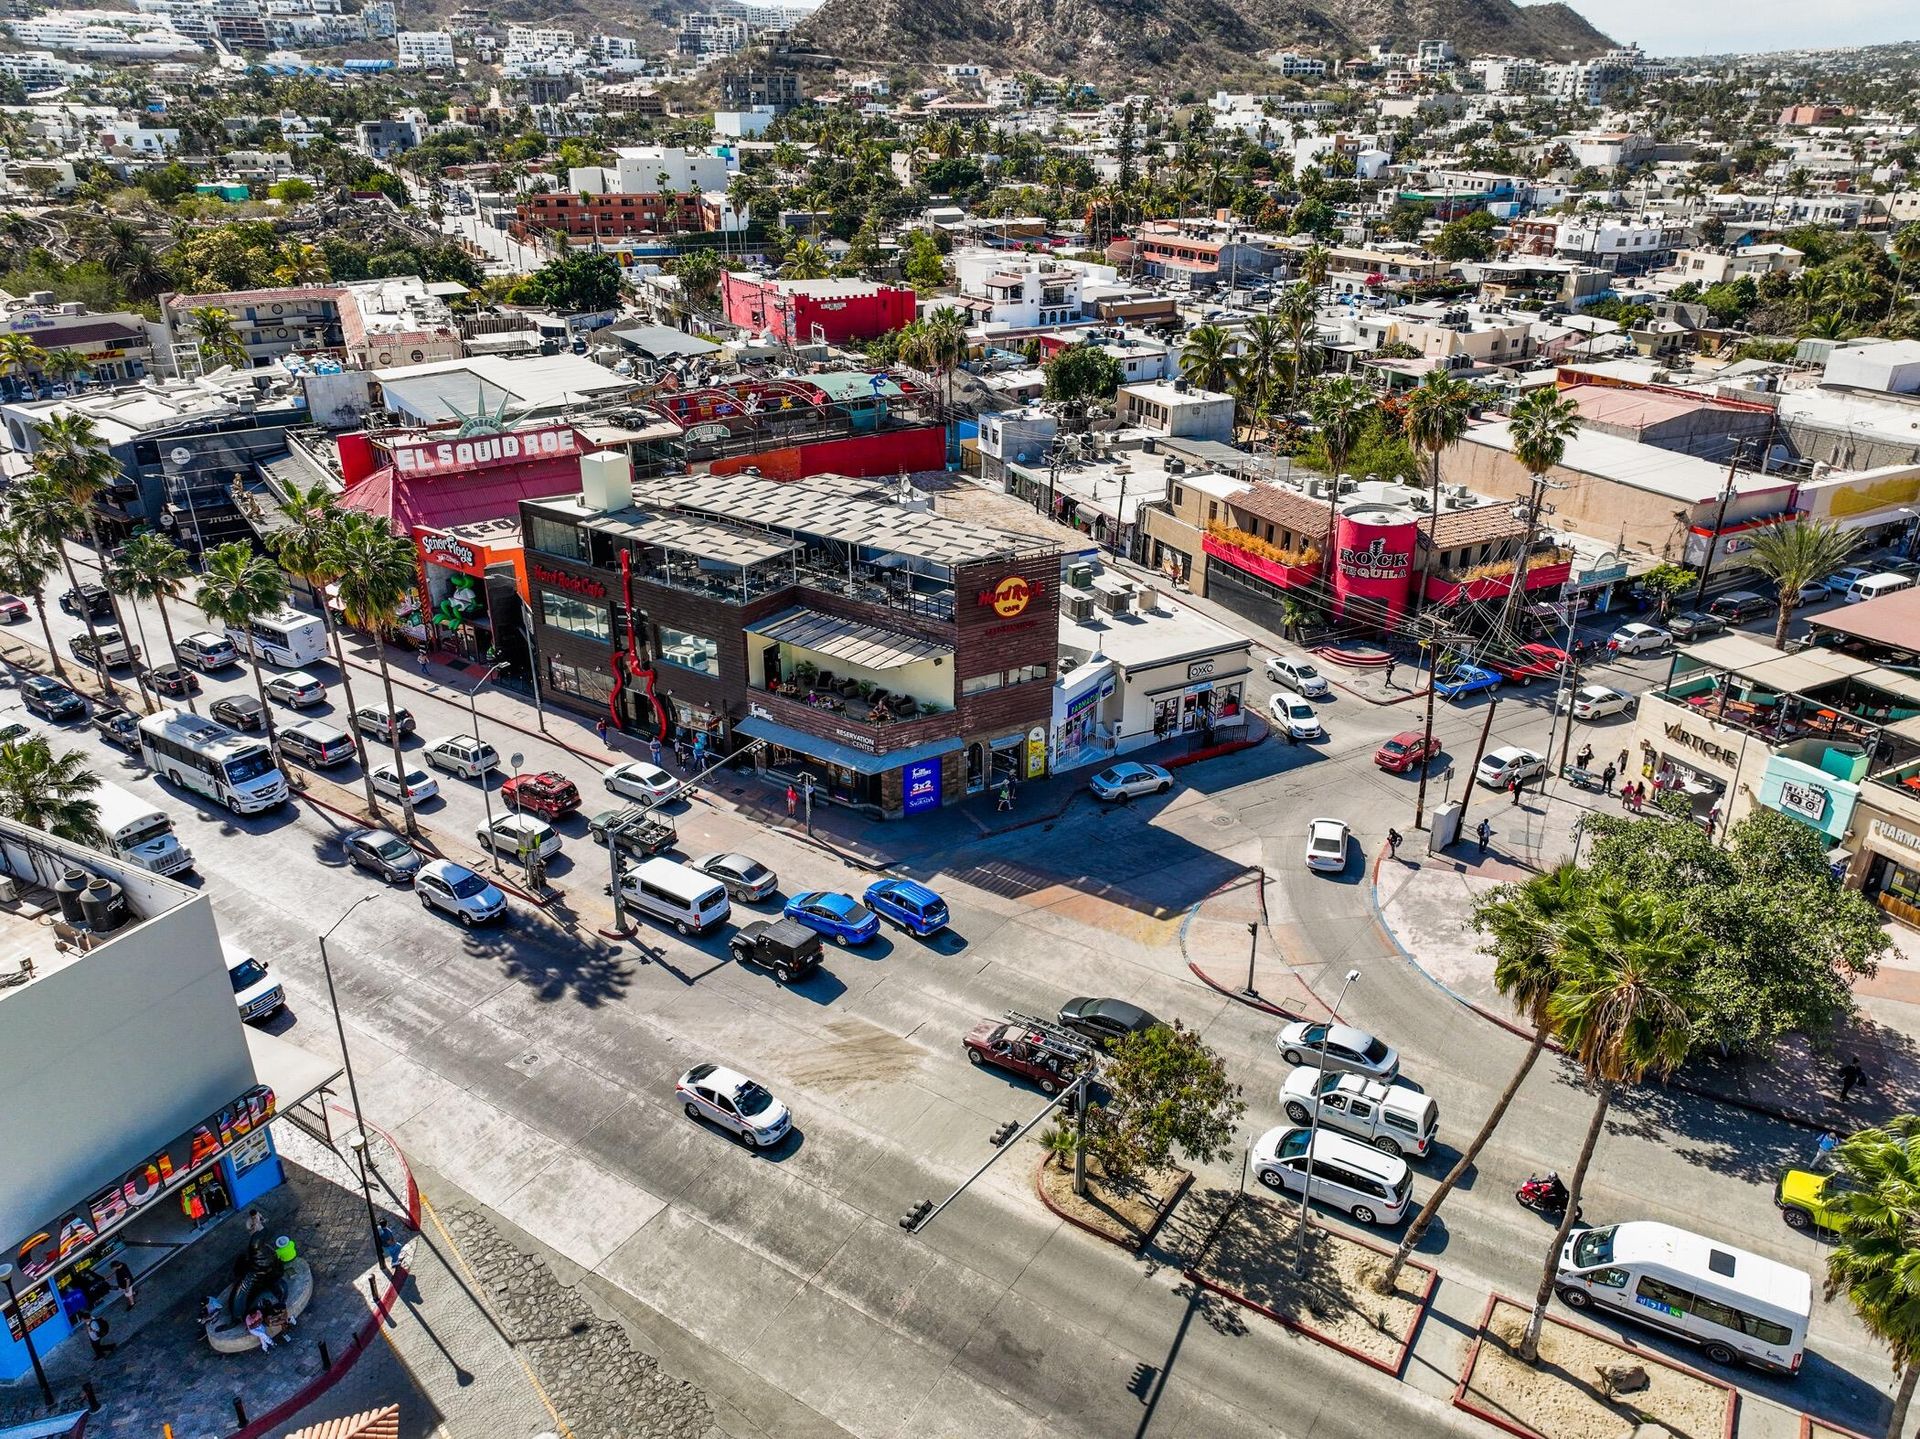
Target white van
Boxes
[1846,572,1916,605]
[617,857,731,936]
[92,779,194,876]
[1555,1220,1811,1373]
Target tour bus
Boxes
[91,779,194,877]
[1555,1220,1812,1373]
[137,708,289,816]
[227,607,328,669]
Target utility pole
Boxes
[1413,622,1442,829]
[1453,696,1501,833]
[1690,441,1746,611]
[1552,597,1583,772]
[1498,468,1565,641]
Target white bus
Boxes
[228,608,328,669]
[138,709,289,816]
[91,779,194,877]
[1556,1220,1812,1374]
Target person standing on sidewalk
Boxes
[1601,762,1616,795]
[1384,659,1396,688]
[1476,818,1492,854]
[595,717,609,745]
[649,736,662,767]
[377,1219,407,1270]
[83,1311,114,1357]
[111,1258,135,1309]
[785,784,798,817]
[1386,828,1401,859]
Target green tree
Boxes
[187,305,248,370]
[0,335,46,397]
[1742,520,1860,648]
[671,248,722,315]
[1076,1022,1244,1195]
[1180,322,1240,393]
[0,523,65,676]
[1429,212,1497,262]
[1402,372,1476,548]
[0,737,102,844]
[21,414,129,696]
[1638,561,1696,617]
[1825,1117,1920,1439]
[778,238,832,281]
[268,177,315,202]
[324,514,424,834]
[139,160,196,204]
[901,229,946,289]
[1501,385,1581,626]
[524,251,623,314]
[1274,281,1319,405]
[195,542,289,746]
[1521,886,1704,1361]
[1307,375,1378,573]
[1042,343,1125,416]
[899,306,970,422]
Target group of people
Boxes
[647,733,708,772]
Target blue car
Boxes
[863,878,949,937]
[1433,662,1502,700]
[783,890,881,946]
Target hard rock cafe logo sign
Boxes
[978,575,1037,618]
[1338,537,1412,580]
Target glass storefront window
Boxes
[527,514,585,560]
[658,625,718,675]
[547,656,615,706]
[544,590,610,642]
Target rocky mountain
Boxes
[797,0,1612,81]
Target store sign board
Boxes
[8,1085,276,1289]
[1663,720,1740,768]
[1337,536,1412,581]
[533,564,608,599]
[902,757,941,814]
[977,576,1037,617]
[1872,817,1920,865]
[389,425,580,478]
[421,533,479,570]
[1187,658,1216,681]
[1026,726,1047,779]
[1777,778,1828,822]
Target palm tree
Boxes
[271,486,383,817]
[0,524,65,677]
[1274,283,1321,407]
[196,541,289,743]
[112,531,195,708]
[1825,1117,1920,1439]
[35,412,134,695]
[0,335,46,399]
[1830,269,1881,326]
[1402,372,1477,586]
[901,306,971,426]
[1236,315,1286,437]
[1309,376,1378,579]
[40,349,88,391]
[1790,270,1831,327]
[1519,886,1703,1362]
[187,306,248,371]
[7,471,115,696]
[778,239,832,281]
[325,514,424,835]
[0,737,103,844]
[1502,386,1582,630]
[1180,323,1240,393]
[1743,520,1860,649]
[1375,864,1586,1293]
[1888,223,1920,322]
[1299,242,1331,298]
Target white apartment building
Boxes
[395,28,453,68]
[1414,39,1456,73]
[942,63,983,83]
[609,144,731,195]
[1553,215,1683,269]
[1268,51,1328,78]
[1469,56,1541,93]
[1669,244,1804,285]
[677,13,748,56]
[1705,191,1866,228]
[9,10,200,57]
[361,1,394,37]
[986,77,1027,108]
[0,50,92,85]
[951,249,1086,329]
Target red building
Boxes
[517,191,708,240]
[720,274,916,345]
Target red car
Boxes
[0,593,26,622]
[500,771,582,820]
[1374,730,1442,774]
[963,1020,1084,1095]
[1490,643,1570,686]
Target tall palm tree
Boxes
[1825,1117,1920,1439]
[0,335,46,399]
[1743,520,1860,649]
[35,412,134,694]
[1309,376,1378,579]
[0,524,66,677]
[0,736,103,844]
[112,531,195,709]
[1402,372,1477,587]
[901,306,971,426]
[1299,242,1331,298]
[187,306,248,371]
[1236,315,1286,438]
[1888,222,1920,322]
[7,470,116,696]
[1790,270,1831,327]
[1375,864,1586,1293]
[271,486,383,817]
[778,239,832,281]
[1519,885,1703,1361]
[325,514,423,835]
[41,349,88,390]
[1274,281,1319,405]
[196,542,289,743]
[1180,323,1240,393]
[1502,386,1582,631]
[1830,269,1881,326]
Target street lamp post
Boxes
[346,1132,386,1272]
[0,1264,54,1409]
[321,895,384,1272]
[1293,968,1361,1275]
[468,662,506,873]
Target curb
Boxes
[1177,863,1326,1022]
[1450,1292,1739,1439]
[1032,1156,1193,1255]
[1799,1415,1874,1439]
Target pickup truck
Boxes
[728,918,823,981]
[1432,662,1502,700]
[91,705,141,751]
[71,627,140,669]
[1488,643,1570,686]
[587,806,676,857]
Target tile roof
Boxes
[285,1405,401,1439]
[1425,505,1530,547]
[1227,484,1331,535]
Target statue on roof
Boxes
[443,389,520,438]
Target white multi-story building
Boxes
[361,0,394,37]
[395,28,453,68]
[603,144,731,195]
[1469,56,1541,93]
[1268,51,1328,78]
[1552,215,1684,270]
[677,13,748,56]
[0,49,92,85]
[951,248,1087,330]
[1705,191,1866,228]
[1415,39,1455,73]
[985,77,1027,108]
[8,10,200,57]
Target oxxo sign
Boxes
[977,576,1038,618]
[1187,658,1216,681]
[390,425,580,478]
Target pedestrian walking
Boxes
[1384,659,1397,688]
[1386,827,1401,859]
[83,1312,114,1357]
[785,784,798,818]
[996,779,1013,812]
[111,1258,135,1310]
[693,734,707,768]
[1476,818,1492,855]
[377,1219,407,1270]
[1813,1130,1840,1171]
[1576,743,1593,769]
[1601,762,1616,794]
[1839,1056,1867,1101]
[675,739,691,769]
[595,717,609,745]
[1616,748,1629,774]
[1508,775,1521,805]
[181,1185,207,1231]
[416,647,431,673]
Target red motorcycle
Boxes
[1516,1171,1583,1221]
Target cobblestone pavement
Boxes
[435,1201,722,1439]
[0,1123,416,1439]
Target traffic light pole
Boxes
[901,1076,1085,1234]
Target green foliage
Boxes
[672,248,721,311]
[1287,196,1335,237]
[520,251,623,314]
[1578,807,1886,1055]
[140,161,197,204]
[268,178,315,202]
[921,156,984,197]
[1297,406,1418,480]
[1825,1116,1920,1427]
[1083,1023,1244,1186]
[1386,201,1431,242]
[0,736,102,845]
[1429,210,1498,262]
[1042,343,1124,412]
[1637,562,1697,613]
[0,250,136,314]
[901,229,946,289]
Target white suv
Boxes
[477,813,559,859]
[1280,1068,1437,1157]
[1250,1125,1413,1226]
[424,734,500,778]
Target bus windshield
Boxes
[1572,1226,1616,1268]
[120,816,171,847]
[224,751,275,784]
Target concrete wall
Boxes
[0,846,252,1250]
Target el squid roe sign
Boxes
[388,425,582,478]
[1333,508,1418,623]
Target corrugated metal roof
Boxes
[748,606,951,669]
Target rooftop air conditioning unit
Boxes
[1067,562,1095,589]
[1099,586,1134,615]
[1337,476,1358,494]
[1166,457,1185,475]
[1065,591,1096,621]
[1307,478,1326,498]
[1135,584,1159,612]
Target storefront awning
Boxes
[748,607,953,669]
[738,716,963,775]
[245,1028,342,1115]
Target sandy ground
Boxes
[1037,1155,1187,1244]
[1194,1194,1428,1368]
[1461,1297,1735,1439]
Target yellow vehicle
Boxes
[1774,1169,1849,1233]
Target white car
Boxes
[1269,693,1323,740]
[1825,565,1875,596]
[415,858,507,925]
[1477,745,1546,789]
[1276,1020,1400,1080]
[423,734,499,779]
[1280,1068,1438,1158]
[676,1062,792,1149]
[351,702,416,740]
[1088,762,1173,801]
[224,941,284,1024]
[1266,654,1330,698]
[1249,1125,1413,1227]
[477,813,560,859]
[263,670,326,707]
[1562,684,1635,721]
[1304,817,1349,873]
[1607,622,1670,655]
[370,760,439,802]
[604,759,681,806]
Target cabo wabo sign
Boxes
[10,1085,276,1284]
[389,425,581,479]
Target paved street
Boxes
[2,551,1899,1438]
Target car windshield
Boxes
[1278,1130,1312,1160]
[449,873,491,899]
[1381,740,1407,755]
[737,861,769,882]
[1571,1226,1615,1268]
[1296,664,1319,679]
[225,752,275,783]
[403,770,429,785]
[227,958,270,990]
[734,1082,774,1117]
[1363,1038,1390,1061]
